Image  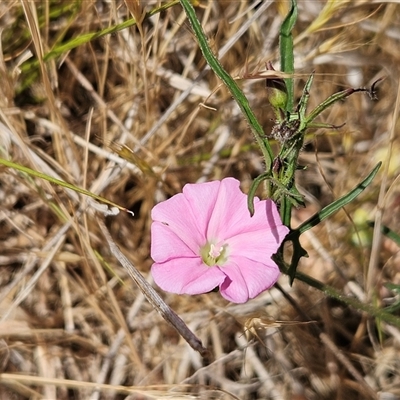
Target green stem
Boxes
[279,0,297,113]
[294,270,400,327]
[306,87,370,125]
[274,254,400,327]
[179,0,273,172]
[280,196,293,228]
[278,0,298,226]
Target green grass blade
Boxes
[20,1,180,75]
[0,157,129,213]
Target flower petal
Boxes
[151,192,205,253]
[253,199,290,243]
[151,222,195,263]
[181,180,221,237]
[207,178,249,240]
[152,257,226,295]
[227,224,289,263]
[219,255,280,303]
[206,178,288,244]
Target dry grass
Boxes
[0,1,400,399]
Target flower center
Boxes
[200,241,229,267]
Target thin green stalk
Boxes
[278,0,298,226]
[273,253,400,327]
[279,0,297,112]
[179,0,273,172]
[295,270,400,328]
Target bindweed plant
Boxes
[175,0,400,332]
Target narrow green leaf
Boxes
[283,162,381,282]
[305,85,374,126]
[289,162,382,238]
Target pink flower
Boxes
[150,178,289,303]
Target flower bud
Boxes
[266,62,288,118]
